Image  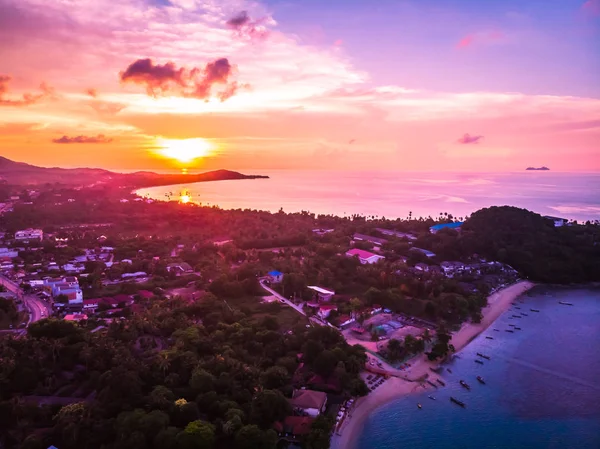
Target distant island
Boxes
[0,156,268,187]
[526,166,550,171]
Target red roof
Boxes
[137,290,154,299]
[337,314,353,323]
[274,416,314,436]
[346,248,378,259]
[83,298,101,305]
[319,304,338,311]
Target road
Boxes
[259,280,307,316]
[0,274,51,326]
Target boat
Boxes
[508,324,516,327]
[515,306,521,309]
[418,403,422,409]
[428,395,436,400]
[447,368,453,374]
[430,366,443,374]
[459,380,471,390]
[450,397,466,408]
[559,301,573,306]
[512,315,521,318]
[485,336,494,340]
[521,312,528,316]
[493,329,500,332]
[530,309,540,312]
[475,360,484,365]
[476,376,486,385]
[477,353,491,360]
[514,327,522,330]
[427,380,438,388]
[505,330,514,333]
[436,379,446,386]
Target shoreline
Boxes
[331,280,535,449]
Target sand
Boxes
[330,280,535,449]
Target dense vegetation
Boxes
[0,295,366,449]
[461,207,600,283]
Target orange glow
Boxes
[157,138,213,163]
[179,193,191,204]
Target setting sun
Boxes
[157,138,213,163]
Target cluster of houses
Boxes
[274,387,328,440]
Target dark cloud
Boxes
[226,11,252,29]
[225,11,270,40]
[120,58,186,96]
[52,134,113,144]
[0,74,54,106]
[457,133,484,144]
[120,58,244,102]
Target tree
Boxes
[234,425,276,449]
[260,366,290,390]
[250,390,290,429]
[190,368,215,393]
[176,420,215,449]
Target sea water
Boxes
[136,171,600,223]
[357,287,600,449]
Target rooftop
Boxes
[430,222,464,232]
[290,389,327,410]
[307,285,335,296]
[346,248,378,259]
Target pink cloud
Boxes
[456,35,475,48]
[456,31,505,49]
[0,74,54,106]
[457,133,484,144]
[225,10,272,40]
[582,0,600,15]
[52,134,113,144]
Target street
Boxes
[0,274,51,326]
[259,279,307,316]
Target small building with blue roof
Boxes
[268,270,284,283]
[429,222,464,234]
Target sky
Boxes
[0,0,599,172]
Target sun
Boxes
[157,138,213,163]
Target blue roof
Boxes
[430,222,464,231]
[268,270,283,276]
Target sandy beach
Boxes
[330,280,535,449]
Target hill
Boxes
[0,156,268,187]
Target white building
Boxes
[307,286,335,302]
[543,216,568,227]
[14,229,43,242]
[0,247,19,258]
[345,248,385,264]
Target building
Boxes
[0,247,19,258]
[316,304,337,319]
[289,389,328,417]
[83,299,101,312]
[410,247,436,258]
[429,222,464,234]
[440,261,466,276]
[345,248,385,264]
[14,228,43,241]
[375,228,417,240]
[64,313,88,322]
[337,314,355,327]
[543,216,568,227]
[267,270,284,283]
[166,262,194,275]
[121,271,147,279]
[312,228,334,236]
[352,233,387,246]
[307,286,335,302]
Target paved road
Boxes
[259,280,307,316]
[0,274,51,325]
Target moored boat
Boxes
[450,397,466,408]
[436,379,446,386]
[505,329,514,333]
[459,380,471,390]
[485,336,494,340]
[521,312,528,316]
[530,309,540,312]
[476,376,486,385]
[428,395,436,400]
[475,360,484,365]
[427,380,438,388]
[418,403,422,409]
[447,368,452,374]
[558,301,573,306]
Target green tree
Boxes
[176,420,215,449]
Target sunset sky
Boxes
[0,0,598,172]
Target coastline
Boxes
[331,280,535,449]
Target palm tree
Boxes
[157,351,171,376]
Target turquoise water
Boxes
[357,287,600,449]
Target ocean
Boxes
[135,171,600,222]
[356,287,600,449]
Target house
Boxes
[267,270,284,283]
[375,228,417,241]
[64,313,88,322]
[410,247,436,258]
[60,288,83,305]
[440,261,466,276]
[312,228,334,236]
[337,314,355,327]
[273,416,315,437]
[317,304,337,319]
[543,215,568,227]
[62,263,85,274]
[14,228,43,241]
[352,233,387,246]
[415,263,429,272]
[0,247,19,258]
[121,271,147,279]
[167,262,194,275]
[289,389,328,417]
[345,248,385,265]
[83,299,101,312]
[429,222,464,234]
[307,286,335,302]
